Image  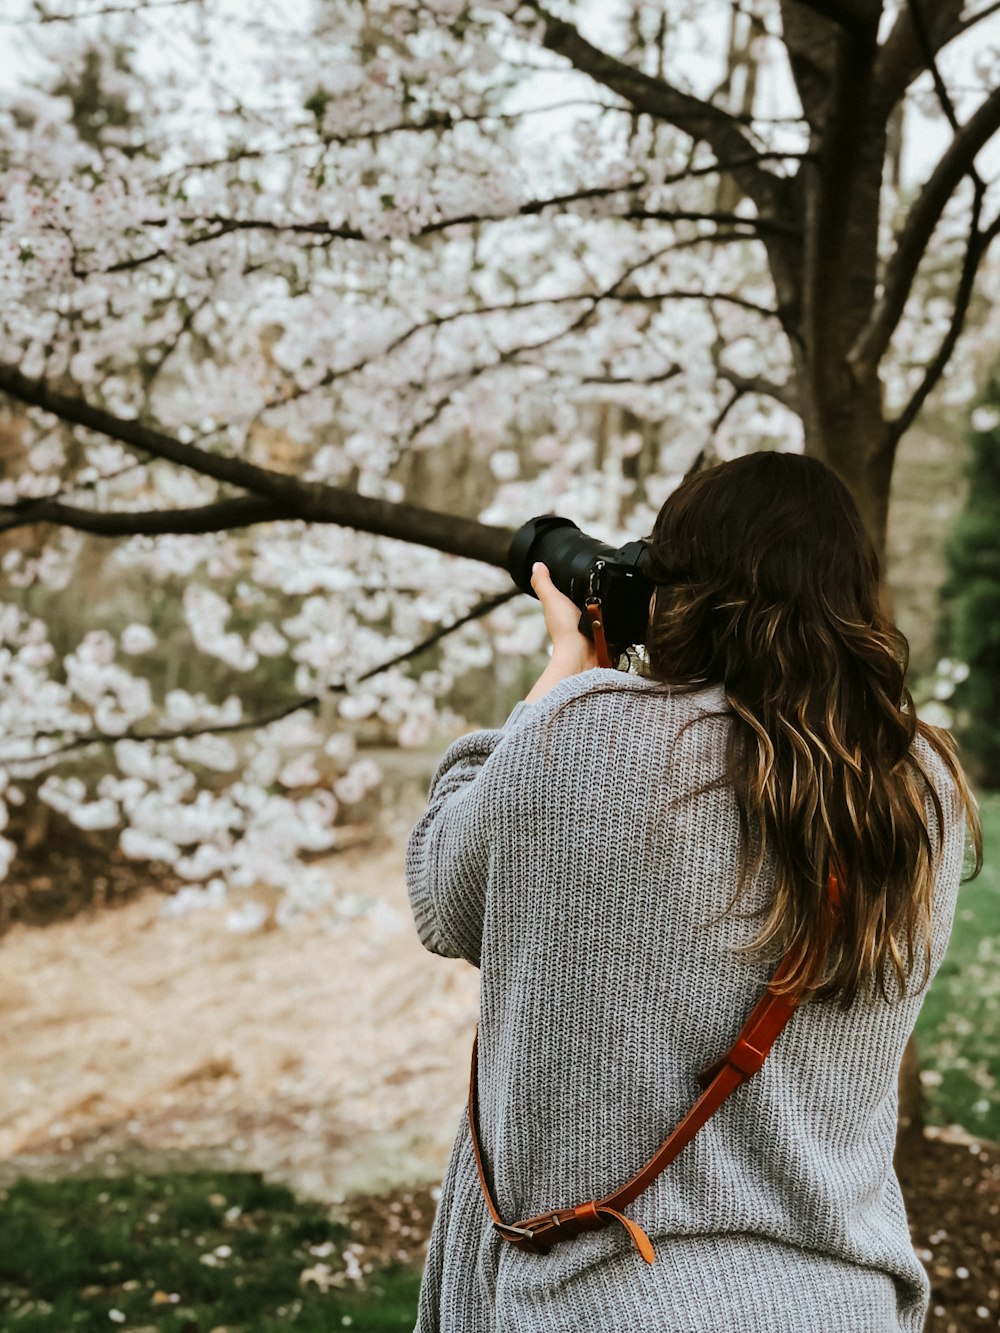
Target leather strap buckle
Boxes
[493,1220,553,1254]
[493,1221,537,1241]
[501,1202,655,1264]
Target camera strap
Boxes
[583,596,614,669]
[467,866,843,1266]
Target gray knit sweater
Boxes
[405,667,967,1333]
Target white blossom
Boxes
[120,624,158,654]
[68,798,122,831]
[249,622,289,656]
[225,901,270,934]
[160,879,227,918]
[489,449,520,481]
[971,405,1000,433]
[333,758,383,804]
[278,755,321,788]
[120,828,181,863]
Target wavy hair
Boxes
[591,453,980,1008]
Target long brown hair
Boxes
[566,453,981,1008]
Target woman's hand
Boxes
[530,562,597,667]
[523,562,599,703]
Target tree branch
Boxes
[615,208,798,238]
[951,1,1000,41]
[715,365,796,409]
[848,83,1000,372]
[371,278,787,467]
[613,289,783,320]
[7,589,519,762]
[708,385,745,437]
[874,0,966,115]
[905,0,983,189]
[160,124,812,186]
[514,0,793,218]
[887,204,1000,445]
[154,98,643,184]
[0,494,295,538]
[0,362,515,567]
[398,286,786,454]
[97,174,800,277]
[0,0,199,22]
[250,241,790,423]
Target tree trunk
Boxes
[795,351,896,569]
[896,1032,926,1156]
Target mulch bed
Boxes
[338,1134,1000,1331]
[897,1134,1000,1332]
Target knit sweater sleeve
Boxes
[404,698,537,966]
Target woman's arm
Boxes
[404,562,599,965]
[404,725,503,966]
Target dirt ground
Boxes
[0,791,479,1203]
[0,796,997,1332]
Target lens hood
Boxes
[506,515,580,595]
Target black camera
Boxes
[506,515,656,648]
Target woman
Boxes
[405,452,981,1333]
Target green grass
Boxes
[914,789,1000,1142]
[0,1169,421,1331]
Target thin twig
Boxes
[6,588,521,762]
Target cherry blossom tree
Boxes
[1,0,998,917]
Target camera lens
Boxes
[506,516,622,605]
[506,515,656,647]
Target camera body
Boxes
[506,515,656,649]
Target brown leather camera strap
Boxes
[468,866,843,1265]
[583,597,613,669]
